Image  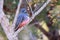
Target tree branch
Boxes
[0,0,11,40]
[31,0,51,19]
[0,0,19,40]
[12,0,22,29]
[34,23,53,39]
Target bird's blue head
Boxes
[20,8,27,13]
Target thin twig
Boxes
[12,0,22,29]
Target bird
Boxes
[15,8,30,31]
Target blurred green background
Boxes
[0,0,60,40]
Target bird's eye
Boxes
[23,10,26,13]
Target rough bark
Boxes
[0,0,22,40]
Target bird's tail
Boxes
[14,26,20,31]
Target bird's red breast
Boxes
[15,17,30,31]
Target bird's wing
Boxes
[15,14,23,27]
